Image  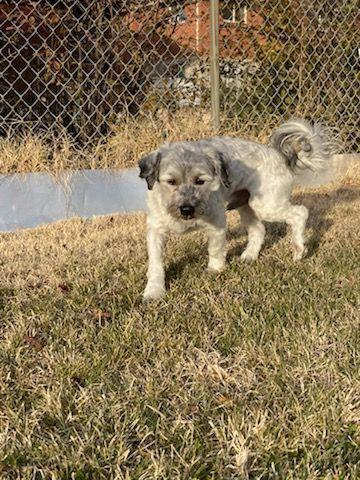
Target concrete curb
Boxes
[0,168,147,232]
[0,154,358,232]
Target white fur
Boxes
[140,118,336,299]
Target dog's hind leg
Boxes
[284,204,309,260]
[238,205,266,262]
[251,201,308,260]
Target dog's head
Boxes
[139,142,230,220]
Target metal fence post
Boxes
[209,0,220,131]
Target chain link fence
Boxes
[1,1,359,150]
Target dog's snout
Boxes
[179,205,195,218]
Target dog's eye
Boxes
[194,178,205,185]
[167,179,176,186]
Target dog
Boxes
[139,118,337,300]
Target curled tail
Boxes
[270,118,341,186]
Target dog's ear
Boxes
[138,151,162,190]
[209,150,230,188]
[217,151,231,188]
[201,145,231,189]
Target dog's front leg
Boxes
[143,226,166,300]
[207,226,227,273]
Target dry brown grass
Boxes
[0,130,75,175]
[0,111,275,175]
[0,165,359,479]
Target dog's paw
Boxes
[207,266,224,274]
[293,244,307,261]
[240,249,259,263]
[143,284,165,301]
[207,259,225,273]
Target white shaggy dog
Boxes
[139,118,337,300]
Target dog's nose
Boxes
[179,205,195,217]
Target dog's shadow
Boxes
[302,186,359,256]
[166,245,208,286]
[167,186,359,281]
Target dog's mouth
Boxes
[180,212,195,220]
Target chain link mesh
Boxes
[0,1,359,150]
[219,0,359,150]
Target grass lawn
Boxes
[0,169,359,479]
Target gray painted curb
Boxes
[0,168,147,232]
[0,154,358,232]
